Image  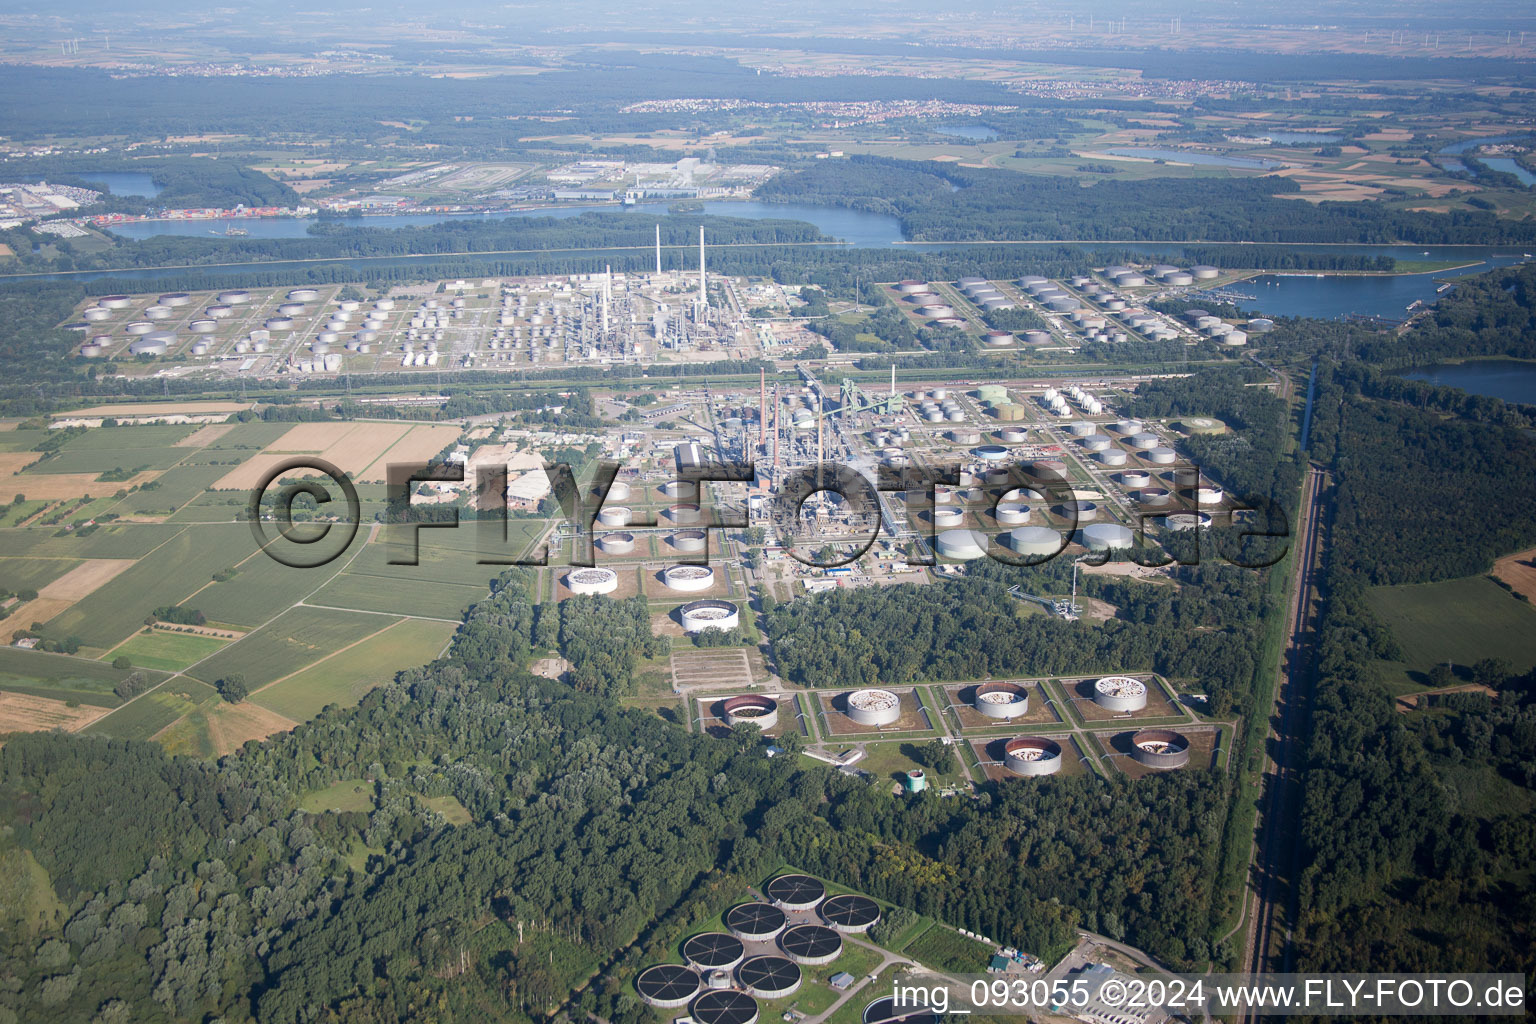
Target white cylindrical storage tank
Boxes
[374,298,395,311]
[1024,330,1051,344]
[83,307,112,322]
[1061,500,1098,522]
[932,507,964,528]
[1098,448,1128,467]
[158,292,191,307]
[316,331,340,345]
[896,280,929,294]
[1165,272,1193,286]
[1115,418,1143,435]
[143,305,172,320]
[995,503,1030,525]
[217,289,250,304]
[659,479,698,500]
[846,688,902,727]
[598,531,636,554]
[287,288,319,302]
[666,503,702,525]
[1191,265,1219,279]
[1081,522,1135,552]
[189,341,208,356]
[265,317,294,331]
[672,529,708,554]
[998,427,1028,443]
[973,681,1029,720]
[1004,737,1062,777]
[1162,512,1212,532]
[723,695,778,730]
[124,321,153,335]
[127,338,168,356]
[663,565,716,593]
[205,304,233,318]
[1120,470,1151,488]
[679,599,739,634]
[1146,446,1177,465]
[1129,432,1159,450]
[935,529,989,560]
[1195,485,1225,505]
[1139,487,1172,506]
[1222,330,1248,347]
[1006,525,1061,557]
[566,567,619,595]
[596,506,632,527]
[278,302,306,316]
[1068,420,1095,437]
[99,294,132,309]
[188,319,216,334]
[79,343,104,357]
[1093,675,1148,712]
[606,480,631,502]
[1082,434,1112,452]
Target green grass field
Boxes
[188,606,399,690]
[300,779,377,814]
[252,617,456,720]
[1366,575,1536,688]
[44,525,267,646]
[307,572,486,619]
[902,923,996,973]
[83,679,220,741]
[109,630,232,672]
[0,645,158,706]
[113,464,227,516]
[0,556,81,593]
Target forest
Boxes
[0,549,1251,1023]
[757,155,1536,244]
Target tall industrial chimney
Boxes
[697,226,706,314]
[655,224,662,276]
[759,368,767,447]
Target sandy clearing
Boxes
[176,423,235,447]
[0,690,110,733]
[323,423,412,477]
[40,559,136,602]
[0,470,159,503]
[0,452,41,476]
[266,422,346,452]
[210,452,323,492]
[1493,547,1536,604]
[204,700,297,756]
[57,401,250,418]
[358,424,461,481]
[4,598,73,631]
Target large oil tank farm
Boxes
[972,681,1029,720]
[1003,736,1063,776]
[1131,728,1191,769]
[845,688,902,727]
[1093,675,1149,712]
[722,694,778,730]
[679,599,740,634]
[565,567,619,595]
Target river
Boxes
[1401,360,1536,405]
[10,199,1535,321]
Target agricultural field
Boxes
[0,645,155,706]
[109,630,232,672]
[188,606,398,690]
[1365,574,1536,690]
[252,617,456,720]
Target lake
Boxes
[1401,360,1536,405]
[1479,157,1536,187]
[103,199,910,249]
[1102,147,1283,170]
[85,172,163,198]
[936,125,999,141]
